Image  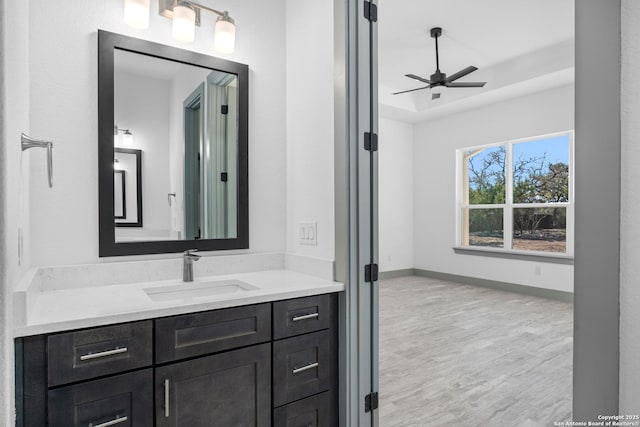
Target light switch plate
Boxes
[299,222,317,246]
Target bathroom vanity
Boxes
[15,269,342,426]
[14,27,345,426]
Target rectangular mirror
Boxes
[114,148,142,229]
[98,30,249,256]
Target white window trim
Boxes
[455,130,575,257]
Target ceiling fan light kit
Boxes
[394,26,487,99]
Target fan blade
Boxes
[405,73,432,84]
[446,66,478,82]
[446,82,486,88]
[393,86,432,95]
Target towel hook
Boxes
[21,133,53,188]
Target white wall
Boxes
[27,0,287,266]
[379,117,414,272]
[285,0,335,261]
[620,0,640,413]
[1,1,31,424]
[413,85,574,292]
[114,71,171,237]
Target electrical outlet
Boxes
[299,222,317,246]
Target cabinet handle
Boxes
[164,379,170,418]
[90,415,128,427]
[80,347,128,361]
[292,362,319,374]
[292,313,319,322]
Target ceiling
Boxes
[378,0,575,123]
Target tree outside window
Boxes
[460,133,572,254]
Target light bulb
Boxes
[172,4,196,43]
[214,16,236,54]
[123,0,150,29]
[122,131,134,146]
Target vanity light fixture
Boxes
[159,0,236,54]
[123,0,150,29]
[114,126,134,146]
[124,0,237,54]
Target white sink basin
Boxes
[144,279,259,302]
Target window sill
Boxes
[453,246,574,265]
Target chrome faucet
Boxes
[183,249,201,282]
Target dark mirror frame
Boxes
[114,147,143,228]
[98,30,249,257]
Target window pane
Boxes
[513,135,570,203]
[513,207,567,253]
[466,146,506,204]
[464,208,504,248]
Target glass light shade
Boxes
[214,19,236,54]
[122,132,134,146]
[172,5,196,43]
[123,0,150,29]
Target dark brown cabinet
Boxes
[15,293,339,427]
[273,392,334,427]
[156,344,271,427]
[273,330,336,407]
[48,369,153,427]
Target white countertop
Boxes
[14,269,344,337]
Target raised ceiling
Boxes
[378,0,575,123]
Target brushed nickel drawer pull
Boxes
[293,362,319,374]
[292,313,319,322]
[91,415,128,427]
[164,379,170,418]
[80,347,128,361]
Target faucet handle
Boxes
[184,249,201,260]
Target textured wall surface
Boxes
[379,117,414,272]
[1,0,31,424]
[620,0,640,413]
[285,0,335,261]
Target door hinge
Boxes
[365,392,379,412]
[364,263,379,283]
[221,105,229,115]
[364,1,378,22]
[364,132,378,151]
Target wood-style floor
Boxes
[379,275,573,427]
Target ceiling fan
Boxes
[393,27,486,100]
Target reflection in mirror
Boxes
[114,147,143,230]
[114,170,126,219]
[113,49,238,243]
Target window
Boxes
[457,132,573,255]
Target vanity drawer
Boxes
[273,329,337,407]
[47,321,153,387]
[48,369,153,427]
[273,294,336,340]
[155,303,271,363]
[273,392,336,427]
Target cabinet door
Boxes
[48,369,153,427]
[273,392,336,427]
[156,343,271,427]
[273,330,337,407]
[47,320,153,387]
